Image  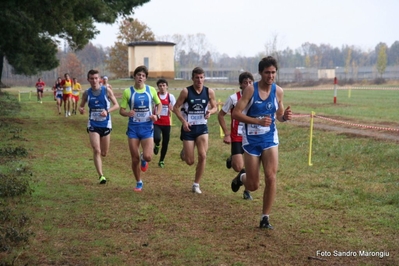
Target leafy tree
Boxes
[106,18,155,78]
[0,0,150,88]
[58,53,84,80]
[107,42,130,78]
[376,43,388,77]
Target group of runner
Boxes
[78,56,293,230]
[36,74,112,117]
[51,73,90,116]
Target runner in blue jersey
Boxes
[173,67,218,194]
[231,56,292,229]
[119,65,162,192]
[79,69,119,184]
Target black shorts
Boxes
[231,142,244,156]
[181,124,208,141]
[87,127,112,137]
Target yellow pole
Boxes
[29,91,32,100]
[218,99,224,138]
[308,111,315,166]
[18,91,21,102]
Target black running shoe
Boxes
[226,156,232,169]
[231,169,245,192]
[259,216,274,230]
[154,145,159,155]
[243,190,253,200]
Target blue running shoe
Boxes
[140,153,148,172]
[134,181,143,192]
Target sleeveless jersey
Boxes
[36,81,45,90]
[55,82,63,96]
[86,86,112,128]
[183,85,209,125]
[72,82,81,96]
[242,82,279,146]
[128,85,154,126]
[154,92,172,126]
[62,79,73,94]
[221,91,244,143]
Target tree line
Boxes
[1,14,397,86]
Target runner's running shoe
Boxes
[99,175,106,184]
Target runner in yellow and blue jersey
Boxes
[119,65,162,192]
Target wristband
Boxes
[282,115,287,122]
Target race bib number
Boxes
[247,124,269,135]
[160,105,169,116]
[187,114,206,125]
[65,86,72,92]
[133,111,151,122]
[90,109,106,121]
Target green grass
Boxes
[0,86,398,265]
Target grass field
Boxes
[0,85,398,265]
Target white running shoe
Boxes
[68,111,71,116]
[192,185,202,194]
[65,113,68,117]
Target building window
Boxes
[144,57,149,69]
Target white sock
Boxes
[193,183,199,187]
[239,173,245,182]
[261,214,269,219]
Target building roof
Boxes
[127,41,175,47]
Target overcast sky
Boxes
[92,0,398,57]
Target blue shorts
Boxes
[181,124,208,141]
[126,124,153,140]
[243,141,278,157]
[56,94,63,99]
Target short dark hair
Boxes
[134,65,149,78]
[156,78,168,86]
[258,56,278,73]
[87,69,99,79]
[192,67,205,78]
[239,72,254,84]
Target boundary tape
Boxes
[292,114,399,132]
